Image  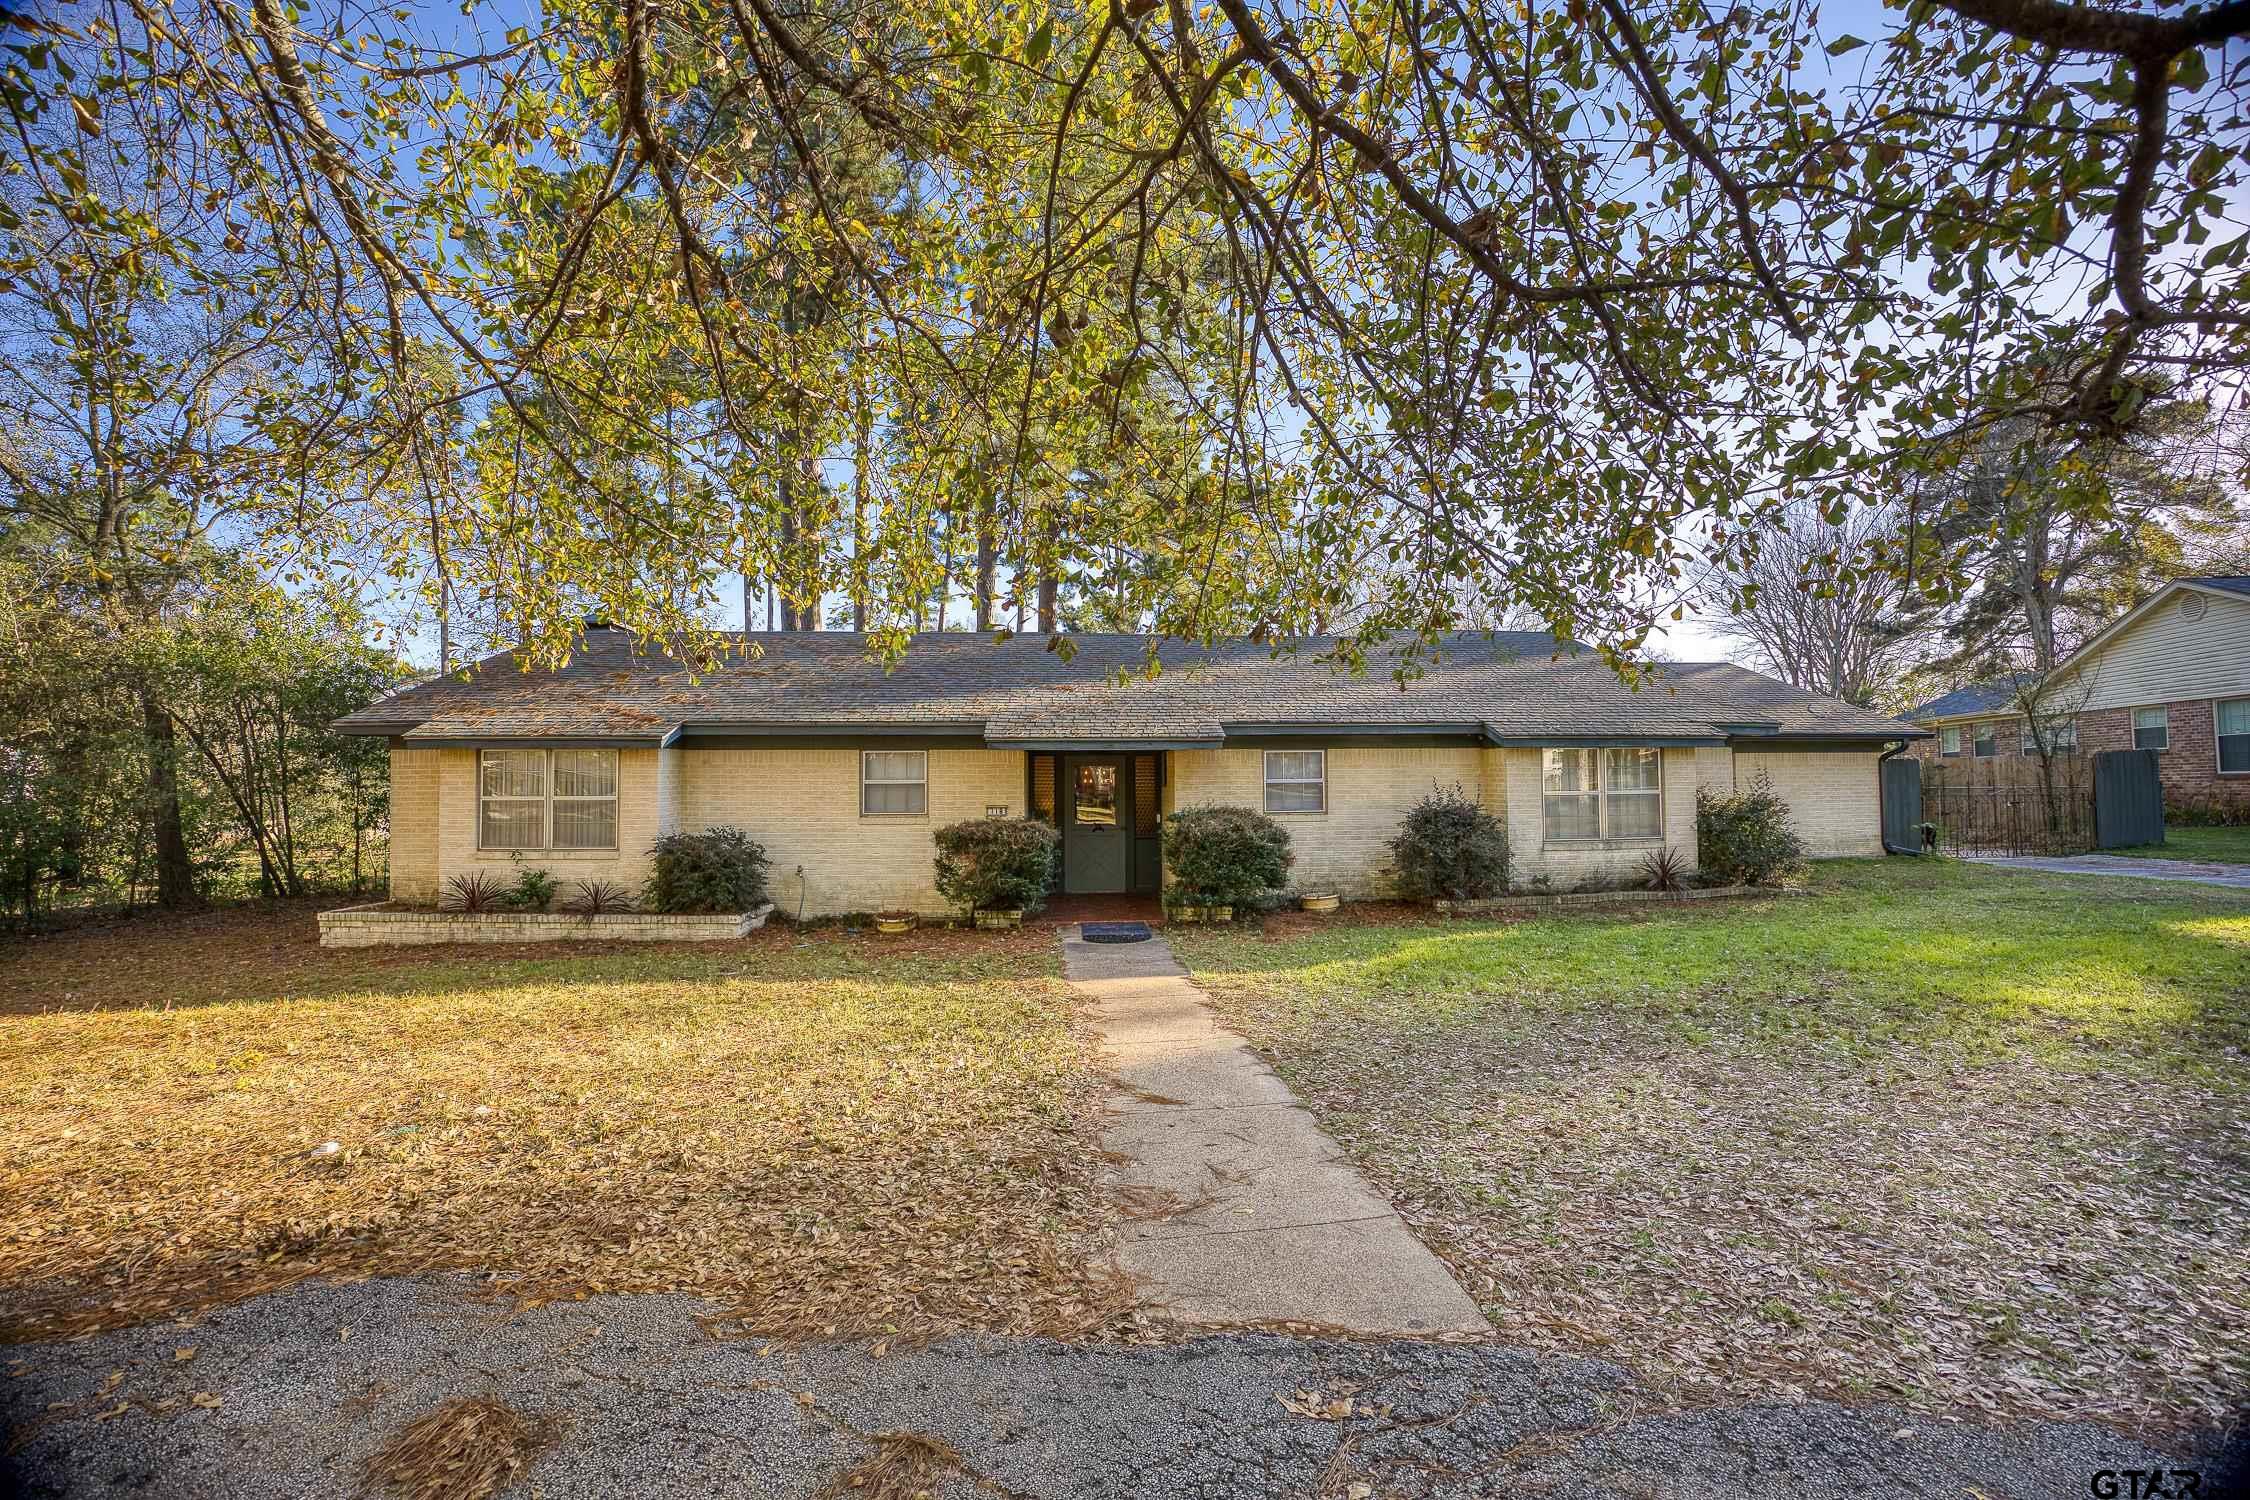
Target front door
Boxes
[1061,755,1131,894]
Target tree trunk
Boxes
[139,687,197,909]
[973,497,997,631]
[851,387,871,633]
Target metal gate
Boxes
[2094,749,2165,849]
[1881,755,1923,853]
[1922,764,2098,856]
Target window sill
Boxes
[470,849,621,859]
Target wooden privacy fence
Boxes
[1917,749,2165,855]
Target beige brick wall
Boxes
[1502,746,1700,888]
[1165,747,1497,897]
[387,748,442,902]
[680,747,1026,916]
[1730,748,1884,857]
[433,747,668,896]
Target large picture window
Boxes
[2218,698,2250,774]
[861,750,928,815]
[1262,750,1326,813]
[1542,748,1663,842]
[478,748,618,850]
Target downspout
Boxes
[1878,739,1925,856]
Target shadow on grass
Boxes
[1,902,1062,1021]
[1175,859,2250,1060]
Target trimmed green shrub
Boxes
[1696,772,1808,885]
[933,817,1060,915]
[1388,785,1509,900]
[642,826,771,913]
[504,864,558,912]
[1162,805,1293,910]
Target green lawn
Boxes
[1170,861,2250,1429]
[2110,824,2250,863]
[0,907,1122,1343]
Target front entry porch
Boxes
[1030,750,1163,898]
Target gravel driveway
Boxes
[3,1275,2225,1499]
[1962,851,2250,890]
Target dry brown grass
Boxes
[812,1430,967,1499]
[1176,859,2250,1432]
[363,1396,555,1500]
[0,907,1131,1342]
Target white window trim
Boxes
[1261,749,1327,815]
[2019,718,2076,757]
[2133,705,2170,752]
[1542,748,1664,845]
[2218,697,2250,777]
[476,748,620,852]
[1939,726,1962,757]
[1972,722,1997,758]
[860,749,929,817]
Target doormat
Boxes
[1079,922,1153,944]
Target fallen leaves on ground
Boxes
[0,910,1131,1344]
[812,1430,966,1500]
[363,1396,554,1500]
[1179,861,2250,1434]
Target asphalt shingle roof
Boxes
[335,631,1922,746]
[2189,575,2250,597]
[1901,680,2029,723]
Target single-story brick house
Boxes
[336,629,1923,916]
[1903,576,2250,814]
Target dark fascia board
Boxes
[985,737,1224,752]
[1222,722,1486,748]
[678,720,989,738]
[1222,720,1486,739]
[1483,727,1730,748]
[1732,730,1927,749]
[686,732,989,750]
[400,728,682,749]
[340,719,425,738]
[1711,720,1783,735]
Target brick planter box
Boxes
[1430,884,1792,916]
[318,902,775,948]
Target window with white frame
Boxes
[2133,706,2169,751]
[1262,750,1326,813]
[1940,726,1962,757]
[861,750,928,814]
[1542,747,1662,842]
[2219,698,2250,774]
[478,748,618,850]
[1973,722,1997,758]
[2020,718,2077,756]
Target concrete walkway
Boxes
[1061,926,1488,1337]
[1963,851,2250,890]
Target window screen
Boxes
[2219,699,2250,774]
[478,749,618,850]
[861,750,928,815]
[1543,747,1663,841]
[1262,750,1326,813]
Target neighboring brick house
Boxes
[1904,577,2250,815]
[337,630,1924,916]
